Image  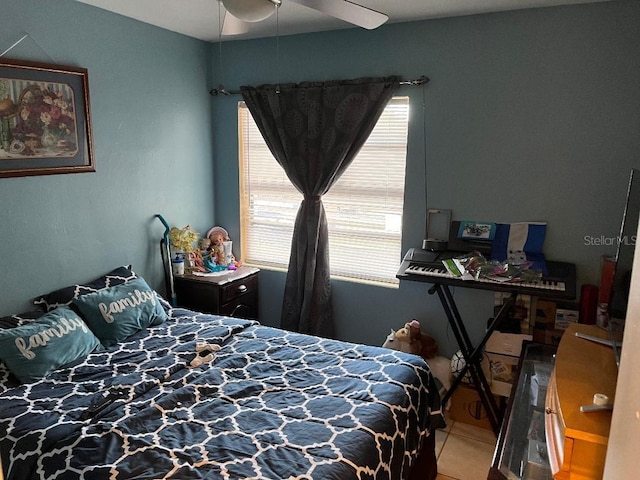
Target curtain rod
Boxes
[209,75,429,96]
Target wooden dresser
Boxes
[545,323,617,479]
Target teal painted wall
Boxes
[1,0,214,315]
[212,1,640,355]
[2,0,639,358]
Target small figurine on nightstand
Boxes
[205,226,240,270]
[198,237,211,252]
[207,226,227,266]
[188,250,206,273]
[192,238,211,273]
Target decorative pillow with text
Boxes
[0,306,101,383]
[73,277,168,347]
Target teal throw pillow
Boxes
[73,277,168,347]
[0,306,102,383]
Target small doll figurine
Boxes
[206,226,227,265]
[198,238,211,252]
[206,226,240,269]
[188,250,206,272]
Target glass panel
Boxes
[496,343,556,480]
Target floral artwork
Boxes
[0,81,78,158]
[0,59,94,178]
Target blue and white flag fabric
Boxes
[490,222,547,273]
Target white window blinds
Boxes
[239,96,409,285]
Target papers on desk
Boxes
[442,258,473,279]
[442,257,513,282]
[192,271,229,277]
[442,251,541,284]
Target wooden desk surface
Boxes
[555,323,618,445]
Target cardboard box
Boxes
[533,299,557,343]
[555,307,578,330]
[534,299,556,329]
[494,293,533,334]
[544,329,564,347]
[487,352,519,397]
[485,331,532,357]
[448,384,501,430]
[525,439,552,480]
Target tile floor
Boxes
[435,420,498,480]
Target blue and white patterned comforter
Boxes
[0,308,442,479]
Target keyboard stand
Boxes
[432,283,515,435]
[397,249,577,436]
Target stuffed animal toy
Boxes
[383,324,421,355]
[382,319,438,359]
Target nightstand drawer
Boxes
[220,273,258,304]
[220,292,258,318]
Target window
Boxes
[238,97,409,285]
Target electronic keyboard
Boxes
[397,248,576,299]
[403,264,566,291]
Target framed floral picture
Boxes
[0,58,94,178]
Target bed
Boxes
[0,266,443,480]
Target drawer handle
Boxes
[237,285,248,293]
[545,407,557,415]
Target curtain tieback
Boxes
[304,195,322,203]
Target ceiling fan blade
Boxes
[221,9,250,35]
[291,0,388,30]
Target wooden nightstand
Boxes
[173,266,259,319]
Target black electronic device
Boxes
[80,387,129,420]
[607,168,640,367]
[405,247,438,265]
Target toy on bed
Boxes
[382,319,438,359]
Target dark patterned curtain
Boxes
[241,77,400,337]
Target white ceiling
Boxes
[76,0,610,43]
